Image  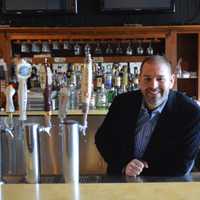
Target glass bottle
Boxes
[69,84,77,110]
[107,87,117,107]
[96,84,107,109]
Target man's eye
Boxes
[144,77,151,82]
[157,77,165,81]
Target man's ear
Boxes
[169,74,175,89]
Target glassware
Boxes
[74,43,81,56]
[52,41,60,50]
[63,41,71,50]
[115,43,123,55]
[175,57,182,78]
[41,41,51,53]
[105,43,113,55]
[126,42,133,55]
[94,42,103,55]
[84,43,91,55]
[146,41,154,55]
[21,41,30,53]
[137,40,144,55]
[32,41,41,53]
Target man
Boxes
[95,55,200,177]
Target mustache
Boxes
[145,88,161,92]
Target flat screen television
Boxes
[2,0,77,14]
[101,0,175,13]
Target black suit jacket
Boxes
[95,90,200,176]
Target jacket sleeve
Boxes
[153,99,200,176]
[176,110,200,175]
[95,95,130,174]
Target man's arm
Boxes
[95,95,130,173]
[162,100,200,176]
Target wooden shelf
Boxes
[23,56,146,64]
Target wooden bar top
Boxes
[1,182,200,200]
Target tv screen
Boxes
[2,0,77,14]
[101,0,175,13]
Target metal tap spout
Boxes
[38,112,52,136]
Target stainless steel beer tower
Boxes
[16,59,51,184]
[23,123,40,183]
[0,129,4,184]
[0,124,14,184]
[59,53,93,186]
[0,83,15,183]
[60,120,79,183]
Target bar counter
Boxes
[2,173,200,200]
[1,182,200,200]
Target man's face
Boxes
[139,62,175,109]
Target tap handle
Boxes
[44,58,53,112]
[16,59,32,121]
[80,53,93,133]
[58,87,69,122]
[5,84,15,113]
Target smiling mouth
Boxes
[147,90,160,96]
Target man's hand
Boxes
[125,159,149,177]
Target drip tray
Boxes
[3,175,105,184]
[3,174,197,184]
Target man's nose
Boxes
[149,79,159,88]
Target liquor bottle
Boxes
[89,88,96,110]
[67,64,73,84]
[69,84,77,109]
[113,70,121,95]
[122,65,128,90]
[74,64,82,89]
[30,65,39,88]
[70,65,77,87]
[96,84,107,109]
[104,64,112,90]
[133,66,139,90]
[94,63,103,91]
[107,87,117,107]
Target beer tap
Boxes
[58,53,93,131]
[59,53,93,184]
[79,53,93,135]
[16,58,53,183]
[38,58,53,135]
[58,86,69,123]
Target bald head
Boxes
[140,55,172,76]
